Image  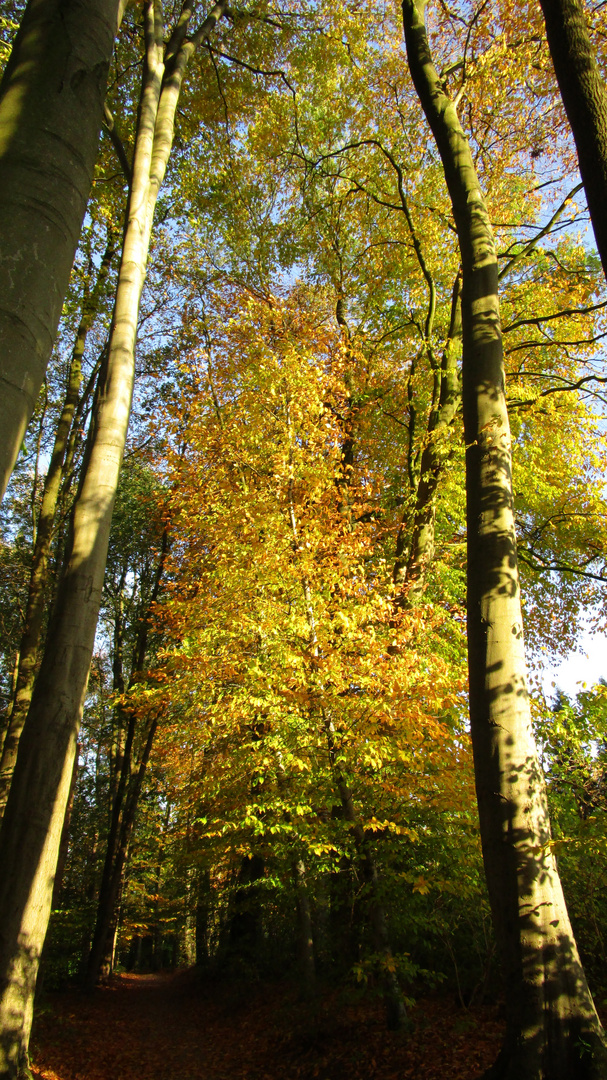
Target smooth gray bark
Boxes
[402,0,607,1075]
[0,0,121,500]
[0,228,117,819]
[539,0,607,281]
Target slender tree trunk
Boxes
[85,712,158,988]
[0,231,117,818]
[86,705,136,985]
[539,0,607,281]
[86,528,168,988]
[108,579,127,810]
[182,869,197,967]
[293,859,316,998]
[50,745,80,912]
[195,869,211,966]
[0,5,226,1072]
[151,801,172,971]
[393,273,462,602]
[59,342,109,504]
[0,0,121,499]
[402,2,607,1076]
[0,654,19,757]
[99,884,122,981]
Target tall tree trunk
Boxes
[402,1,607,1076]
[85,711,158,988]
[86,527,168,988]
[539,0,607,281]
[50,341,109,555]
[0,5,226,1073]
[0,229,117,818]
[0,0,121,500]
[292,859,316,998]
[393,273,462,603]
[195,869,211,966]
[34,744,80,999]
[99,883,122,981]
[50,744,80,913]
[108,577,127,810]
[228,854,265,962]
[182,869,197,967]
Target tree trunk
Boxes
[34,746,80,999]
[86,528,168,988]
[195,869,211,966]
[50,744,80,913]
[393,273,462,603]
[0,0,121,500]
[85,713,158,988]
[182,870,197,967]
[293,859,316,998]
[402,2,607,1076]
[0,4,226,1070]
[0,230,117,818]
[99,885,122,981]
[228,855,265,962]
[539,0,607,282]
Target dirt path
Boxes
[31,972,505,1080]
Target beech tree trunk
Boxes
[393,273,462,602]
[86,527,167,988]
[402,1,607,1076]
[0,229,117,818]
[85,712,158,988]
[0,5,226,1074]
[0,0,121,500]
[33,745,80,1000]
[539,0,607,281]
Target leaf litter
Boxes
[31,971,506,1080]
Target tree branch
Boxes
[103,103,133,188]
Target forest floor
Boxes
[30,969,506,1080]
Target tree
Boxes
[539,0,607,281]
[0,0,122,499]
[402,0,607,1075]
[0,3,227,1075]
[85,465,168,988]
[147,282,470,1008]
[0,223,118,818]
